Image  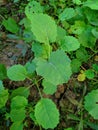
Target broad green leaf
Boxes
[78,25,96,48]
[56,26,66,42]
[76,47,89,62]
[42,80,57,94]
[10,122,23,130]
[35,98,59,129]
[32,42,52,59]
[10,108,26,122]
[10,87,30,99]
[60,36,80,52]
[84,89,98,119]
[59,8,76,21]
[25,1,43,16]
[0,64,7,80]
[35,50,72,85]
[71,59,81,73]
[2,17,19,33]
[84,8,98,26]
[85,69,95,79]
[0,89,9,108]
[26,13,57,44]
[83,0,98,10]
[11,96,28,109]
[7,64,27,81]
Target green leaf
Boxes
[10,122,23,130]
[25,61,36,74]
[7,64,27,81]
[0,89,9,109]
[10,108,26,122]
[30,112,37,124]
[84,8,98,26]
[25,1,43,16]
[2,17,19,33]
[0,80,4,91]
[11,96,28,109]
[78,25,96,48]
[0,64,7,80]
[92,28,98,38]
[71,59,81,73]
[69,21,86,35]
[35,98,59,129]
[73,0,81,5]
[26,13,57,44]
[84,89,98,119]
[35,50,72,85]
[56,26,66,42]
[85,69,95,79]
[76,47,89,62]
[64,128,73,130]
[92,64,98,72]
[60,36,80,52]
[83,0,98,10]
[10,87,30,99]
[59,8,76,21]
[32,42,52,59]
[42,80,57,95]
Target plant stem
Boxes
[35,79,43,99]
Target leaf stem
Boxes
[34,79,43,99]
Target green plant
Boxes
[1,0,98,129]
[84,89,98,119]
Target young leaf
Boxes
[10,122,23,130]
[84,89,98,119]
[0,64,7,80]
[26,13,57,44]
[2,17,19,33]
[35,50,72,85]
[59,8,76,21]
[35,98,59,129]
[42,79,57,95]
[77,73,86,82]
[60,36,80,52]
[11,96,28,109]
[7,64,27,81]
[10,87,30,99]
